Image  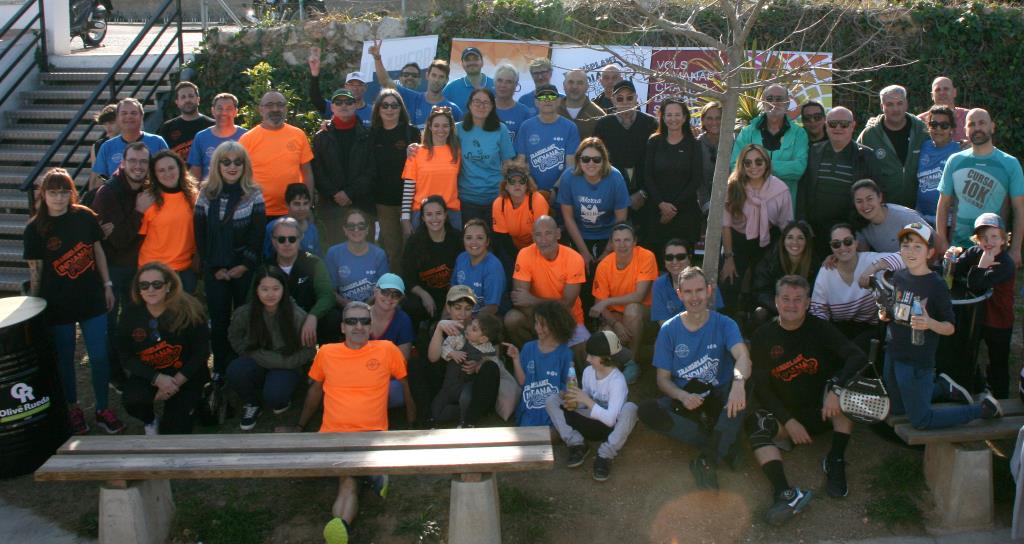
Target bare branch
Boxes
[738,0,770,45]
[630,0,725,50]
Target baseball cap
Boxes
[535,84,559,98]
[585,330,633,366]
[461,47,483,61]
[330,88,355,100]
[445,284,478,306]
[973,212,1005,234]
[345,71,367,83]
[897,222,934,247]
[376,273,405,294]
[612,80,637,95]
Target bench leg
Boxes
[923,442,993,533]
[448,472,500,544]
[98,480,175,544]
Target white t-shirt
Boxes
[581,366,628,427]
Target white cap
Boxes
[345,71,367,83]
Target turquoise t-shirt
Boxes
[938,147,1024,245]
[456,121,516,205]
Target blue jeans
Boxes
[884,352,981,430]
[639,390,745,460]
[52,312,110,410]
[205,269,253,374]
[105,264,136,382]
[225,356,302,410]
[411,209,462,232]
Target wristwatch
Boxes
[104,281,113,287]
[723,252,734,259]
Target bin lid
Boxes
[0,296,47,328]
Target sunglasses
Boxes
[763,95,788,103]
[138,280,166,291]
[830,237,855,249]
[275,235,298,244]
[380,102,401,110]
[506,176,528,185]
[827,120,853,129]
[803,113,825,122]
[332,98,356,106]
[343,317,372,326]
[664,253,689,262]
[379,289,403,300]
[536,94,559,102]
[219,158,244,167]
[743,158,766,167]
[344,222,368,231]
[928,121,952,130]
[580,155,603,164]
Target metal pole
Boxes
[176,0,184,69]
[36,0,48,71]
[201,0,208,34]
[298,0,304,22]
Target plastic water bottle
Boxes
[564,366,579,411]
[911,299,925,346]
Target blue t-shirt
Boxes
[187,125,248,179]
[453,251,506,313]
[263,218,320,258]
[653,311,743,389]
[939,147,1024,246]
[515,341,573,426]
[93,133,169,177]
[915,139,960,225]
[556,167,630,240]
[650,273,725,321]
[373,308,414,346]
[442,75,496,112]
[324,242,389,303]
[456,122,516,205]
[396,85,464,129]
[496,103,533,141]
[514,116,581,191]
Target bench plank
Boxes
[886,399,1024,427]
[895,416,1024,445]
[35,445,554,481]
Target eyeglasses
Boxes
[379,289,403,300]
[803,113,825,122]
[138,280,166,291]
[506,176,528,185]
[530,70,552,77]
[664,253,689,261]
[379,102,401,110]
[220,158,244,167]
[929,121,952,130]
[470,99,491,107]
[763,95,788,103]
[536,94,559,102]
[827,120,853,129]
[125,158,149,166]
[45,189,71,197]
[579,155,603,164]
[344,222,368,231]
[743,158,766,167]
[343,317,372,326]
[275,235,298,244]
[400,71,419,78]
[829,237,855,249]
[333,98,356,106]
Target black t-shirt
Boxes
[372,124,421,206]
[23,208,107,324]
[593,112,658,191]
[644,135,703,209]
[751,316,865,425]
[401,229,463,310]
[886,268,955,366]
[882,121,911,164]
[158,115,215,161]
[116,303,211,382]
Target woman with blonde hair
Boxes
[118,262,210,435]
[138,150,200,292]
[194,140,266,382]
[491,160,549,278]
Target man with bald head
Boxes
[797,106,879,256]
[732,84,809,205]
[936,108,1024,265]
[594,63,622,111]
[917,76,969,142]
[559,69,605,139]
[856,84,928,209]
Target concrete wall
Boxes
[111,0,428,22]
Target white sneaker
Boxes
[144,419,159,436]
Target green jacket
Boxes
[855,113,928,209]
[731,113,809,205]
[228,301,315,370]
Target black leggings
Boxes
[981,326,1012,399]
[121,375,205,434]
[721,229,771,314]
[431,360,500,425]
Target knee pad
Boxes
[747,409,780,451]
[638,399,673,432]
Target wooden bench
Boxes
[886,399,1024,532]
[35,427,553,544]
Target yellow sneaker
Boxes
[323,517,349,544]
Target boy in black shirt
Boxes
[882,222,1002,430]
[749,275,865,525]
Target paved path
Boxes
[0,497,95,544]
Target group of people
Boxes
[23,46,1023,541]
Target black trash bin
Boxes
[935,288,992,394]
[0,296,68,478]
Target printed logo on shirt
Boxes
[139,341,184,370]
[770,345,784,359]
[874,148,886,160]
[528,134,541,146]
[52,242,95,279]
[522,378,558,410]
[421,264,454,289]
[580,203,603,225]
[287,140,301,152]
[770,354,820,382]
[46,236,61,252]
[675,353,720,385]
[338,265,351,277]
[366,358,381,371]
[457,270,466,284]
[955,168,1000,209]
[132,328,147,343]
[674,343,690,359]
[530,144,566,174]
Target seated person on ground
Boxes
[650,238,724,325]
[430,303,506,427]
[505,300,576,427]
[368,274,416,414]
[752,220,820,323]
[264,183,320,257]
[452,218,506,316]
[325,208,389,306]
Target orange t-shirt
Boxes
[308,340,407,433]
[239,124,314,216]
[592,246,659,312]
[401,145,461,211]
[138,191,195,271]
[491,193,550,249]
[512,243,586,324]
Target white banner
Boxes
[550,44,652,106]
[449,38,552,101]
[359,35,440,91]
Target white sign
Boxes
[550,44,652,106]
[359,35,440,90]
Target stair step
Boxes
[0,214,28,236]
[0,144,91,163]
[0,267,29,294]
[0,125,105,143]
[0,240,25,260]
[0,191,30,211]
[7,105,158,122]
[0,168,91,189]
[22,86,171,103]
[39,71,171,83]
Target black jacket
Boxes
[797,140,878,224]
[752,246,821,313]
[311,121,377,211]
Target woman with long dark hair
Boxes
[226,265,315,431]
[752,220,821,320]
[400,195,463,325]
[402,107,461,236]
[138,150,199,292]
[118,262,209,434]
[456,88,516,225]
[23,168,124,435]
[452,218,506,316]
[644,97,704,254]
[371,88,421,274]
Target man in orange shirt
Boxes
[239,91,314,219]
[591,223,657,383]
[289,301,415,544]
[505,215,590,356]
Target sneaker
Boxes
[108,376,124,395]
[67,405,90,435]
[323,517,349,544]
[689,456,719,490]
[764,487,814,526]
[979,392,1003,419]
[144,419,159,436]
[239,404,261,431]
[370,474,389,498]
[566,444,590,468]
[822,456,848,498]
[622,360,640,385]
[95,409,126,434]
[937,373,973,404]
[272,402,291,415]
[593,456,611,482]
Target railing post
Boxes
[176,0,184,69]
[36,0,48,71]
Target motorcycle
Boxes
[70,0,111,48]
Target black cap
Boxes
[585,330,633,366]
[461,47,483,61]
[535,84,559,98]
[612,80,637,95]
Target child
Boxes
[882,222,1002,430]
[950,213,1016,398]
[505,300,575,426]
[544,330,638,481]
[264,183,320,257]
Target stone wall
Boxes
[111,0,427,22]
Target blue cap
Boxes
[376,273,405,294]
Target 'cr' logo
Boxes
[11,382,35,403]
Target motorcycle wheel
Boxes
[82,21,107,47]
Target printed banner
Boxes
[550,44,652,106]
[359,35,440,92]
[449,38,552,101]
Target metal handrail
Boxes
[0,0,48,112]
[19,0,184,193]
